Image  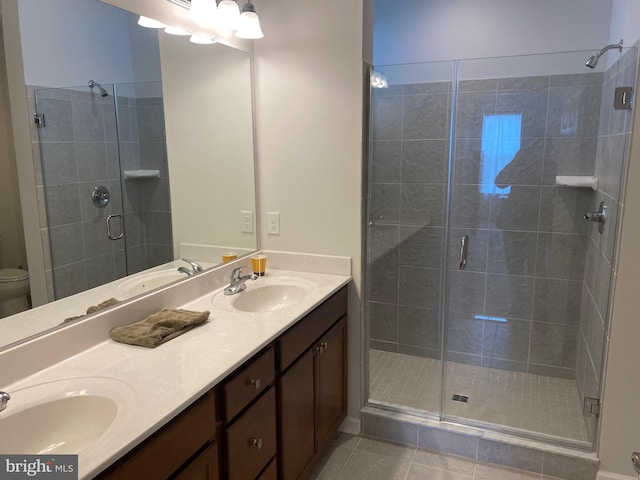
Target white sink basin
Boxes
[0,377,136,454]
[117,269,189,297]
[233,284,308,312]
[211,276,316,313]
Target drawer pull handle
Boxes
[250,437,263,450]
[321,341,328,350]
[249,378,261,389]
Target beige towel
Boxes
[62,297,121,324]
[87,297,120,315]
[110,308,209,348]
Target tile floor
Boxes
[310,434,565,480]
[369,350,589,443]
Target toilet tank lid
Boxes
[0,268,29,282]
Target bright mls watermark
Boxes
[0,455,77,479]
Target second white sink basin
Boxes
[232,285,308,312]
[0,377,136,455]
[211,276,316,313]
[117,269,189,297]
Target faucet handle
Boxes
[182,258,203,273]
[231,266,245,279]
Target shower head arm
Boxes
[597,39,623,57]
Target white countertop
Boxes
[0,267,351,479]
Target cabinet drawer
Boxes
[98,391,216,479]
[226,387,277,480]
[279,286,347,371]
[224,346,274,422]
[257,459,277,480]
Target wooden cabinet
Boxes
[279,287,348,480]
[222,346,277,480]
[173,444,219,480]
[97,391,219,480]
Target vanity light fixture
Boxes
[189,34,217,44]
[217,0,241,30]
[370,71,388,89]
[164,25,191,35]
[137,16,168,28]
[234,2,263,39]
[188,0,218,27]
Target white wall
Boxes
[18,0,142,87]
[160,36,257,254]
[253,0,364,425]
[609,0,640,48]
[374,0,612,65]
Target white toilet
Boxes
[0,268,30,318]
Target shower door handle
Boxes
[459,235,469,270]
[106,214,124,240]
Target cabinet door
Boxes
[317,317,347,450]
[280,348,316,480]
[173,443,219,480]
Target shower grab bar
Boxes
[460,235,469,270]
[106,214,124,240]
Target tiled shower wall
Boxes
[577,47,638,433]
[118,94,172,275]
[29,86,171,300]
[369,71,610,379]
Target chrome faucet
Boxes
[224,266,257,295]
[178,266,195,277]
[178,258,203,276]
[0,391,10,412]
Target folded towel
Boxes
[110,308,209,348]
[87,297,120,315]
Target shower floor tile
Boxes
[369,350,589,443]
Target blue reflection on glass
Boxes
[479,114,522,196]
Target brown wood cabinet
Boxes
[97,285,348,480]
[279,287,348,480]
[97,391,219,480]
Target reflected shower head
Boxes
[88,79,109,97]
[585,40,623,69]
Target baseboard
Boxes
[338,415,361,435]
[597,471,637,480]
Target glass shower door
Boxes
[367,61,454,417]
[442,50,636,446]
[35,84,127,300]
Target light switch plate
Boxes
[240,210,254,233]
[266,212,280,235]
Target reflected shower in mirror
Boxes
[0,0,257,350]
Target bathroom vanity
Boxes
[99,286,348,480]
[0,255,351,480]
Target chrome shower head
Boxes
[585,40,623,69]
[88,80,109,97]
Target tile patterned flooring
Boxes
[369,350,589,443]
[310,434,566,480]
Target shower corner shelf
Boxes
[555,175,599,191]
[123,169,160,180]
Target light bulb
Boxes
[138,16,167,28]
[235,3,263,39]
[188,0,218,27]
[218,0,240,30]
[164,26,190,36]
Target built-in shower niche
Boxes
[367,47,637,447]
[31,81,172,301]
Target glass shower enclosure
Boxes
[366,48,637,448]
[33,81,172,300]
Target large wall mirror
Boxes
[0,0,257,349]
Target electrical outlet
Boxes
[240,210,254,233]
[266,212,280,235]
